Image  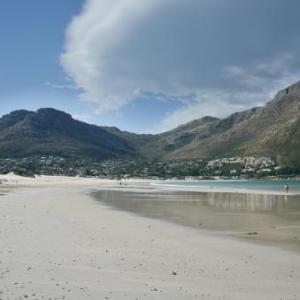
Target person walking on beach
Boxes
[284,184,289,193]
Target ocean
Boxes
[153,179,300,192]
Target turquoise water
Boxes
[154,179,300,192]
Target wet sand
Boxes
[0,175,300,299]
[93,189,300,252]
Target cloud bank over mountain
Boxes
[61,0,300,130]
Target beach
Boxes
[0,175,300,299]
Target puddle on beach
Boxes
[93,189,300,251]
[0,188,7,196]
[0,186,10,196]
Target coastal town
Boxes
[0,155,297,179]
[205,156,280,176]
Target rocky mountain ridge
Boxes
[1,81,300,166]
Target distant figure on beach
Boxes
[284,184,289,193]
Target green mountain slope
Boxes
[0,108,135,159]
[148,81,300,165]
[0,81,300,166]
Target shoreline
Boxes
[2,174,299,253]
[1,173,300,196]
[150,182,300,196]
[92,187,300,254]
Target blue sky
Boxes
[0,0,180,132]
[1,0,300,133]
[0,2,84,116]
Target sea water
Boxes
[153,179,300,192]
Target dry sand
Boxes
[0,175,299,299]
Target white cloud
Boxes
[45,81,76,90]
[156,55,300,132]
[224,54,300,101]
[61,0,164,111]
[155,90,262,132]
[61,0,300,131]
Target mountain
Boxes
[0,80,300,165]
[0,108,135,159]
[138,81,300,165]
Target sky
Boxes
[1,0,300,133]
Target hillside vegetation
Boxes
[1,81,300,166]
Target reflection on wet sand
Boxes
[206,192,291,212]
[93,189,300,251]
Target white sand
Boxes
[0,175,299,299]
